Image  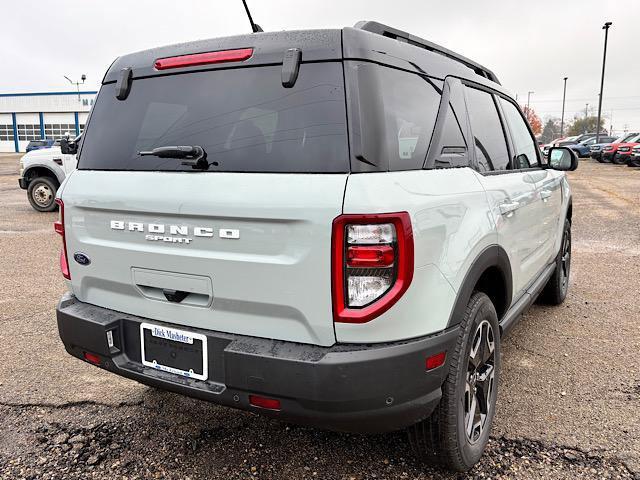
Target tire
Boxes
[538,219,571,305]
[612,154,627,165]
[407,292,500,472]
[595,156,604,163]
[27,176,58,212]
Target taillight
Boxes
[154,48,254,70]
[332,213,414,323]
[54,198,70,280]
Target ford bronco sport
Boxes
[54,21,577,471]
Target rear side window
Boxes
[79,63,349,173]
[347,62,442,171]
[465,87,510,172]
[499,98,539,169]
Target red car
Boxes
[601,134,640,164]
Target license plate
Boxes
[140,323,208,381]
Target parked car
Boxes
[570,136,616,158]
[554,135,580,147]
[18,135,80,211]
[590,132,639,162]
[602,134,640,164]
[53,21,576,472]
[542,137,566,157]
[628,145,640,167]
[25,138,58,153]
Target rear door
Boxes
[463,85,542,299]
[61,62,350,347]
[497,97,561,268]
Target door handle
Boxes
[540,190,552,201]
[499,201,520,217]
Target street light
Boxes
[560,77,568,137]
[595,22,612,143]
[64,74,86,101]
[526,91,534,110]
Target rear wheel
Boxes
[27,176,58,212]
[407,292,500,471]
[539,219,571,305]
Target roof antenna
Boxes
[241,0,263,33]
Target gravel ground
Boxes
[0,153,638,479]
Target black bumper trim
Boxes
[56,294,458,433]
[18,178,27,189]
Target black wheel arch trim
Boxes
[22,164,64,185]
[446,245,512,328]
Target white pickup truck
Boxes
[18,136,80,211]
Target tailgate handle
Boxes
[162,289,189,303]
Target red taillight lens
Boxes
[332,213,414,324]
[249,395,281,411]
[83,352,101,365]
[426,351,446,371]
[346,245,395,268]
[54,198,70,280]
[154,48,254,70]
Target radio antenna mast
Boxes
[241,0,263,33]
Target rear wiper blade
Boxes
[138,145,216,170]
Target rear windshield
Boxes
[79,63,349,173]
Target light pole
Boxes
[526,91,534,110]
[585,103,589,119]
[595,22,612,143]
[560,77,568,137]
[64,74,86,101]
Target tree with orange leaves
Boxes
[522,105,542,136]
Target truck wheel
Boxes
[27,176,58,212]
[538,219,571,305]
[407,292,500,471]
[612,154,627,165]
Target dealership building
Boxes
[0,91,97,152]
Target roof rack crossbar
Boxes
[354,21,500,85]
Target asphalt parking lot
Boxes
[0,153,638,480]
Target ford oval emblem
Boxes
[73,253,91,266]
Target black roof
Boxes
[103,21,507,96]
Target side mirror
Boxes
[548,147,578,171]
[60,137,77,155]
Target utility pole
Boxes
[596,22,612,143]
[560,77,568,137]
[527,91,534,110]
[585,103,589,119]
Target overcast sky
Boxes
[1,0,638,133]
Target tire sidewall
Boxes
[27,177,58,212]
[557,219,571,301]
[454,294,501,467]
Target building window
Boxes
[0,125,15,141]
[17,124,42,141]
[44,123,78,139]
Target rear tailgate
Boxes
[62,172,346,346]
[61,57,350,347]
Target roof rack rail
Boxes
[354,21,501,85]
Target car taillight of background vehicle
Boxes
[331,213,414,323]
[53,199,70,279]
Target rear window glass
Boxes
[79,63,349,173]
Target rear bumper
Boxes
[56,293,458,433]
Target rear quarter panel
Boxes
[338,168,495,343]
